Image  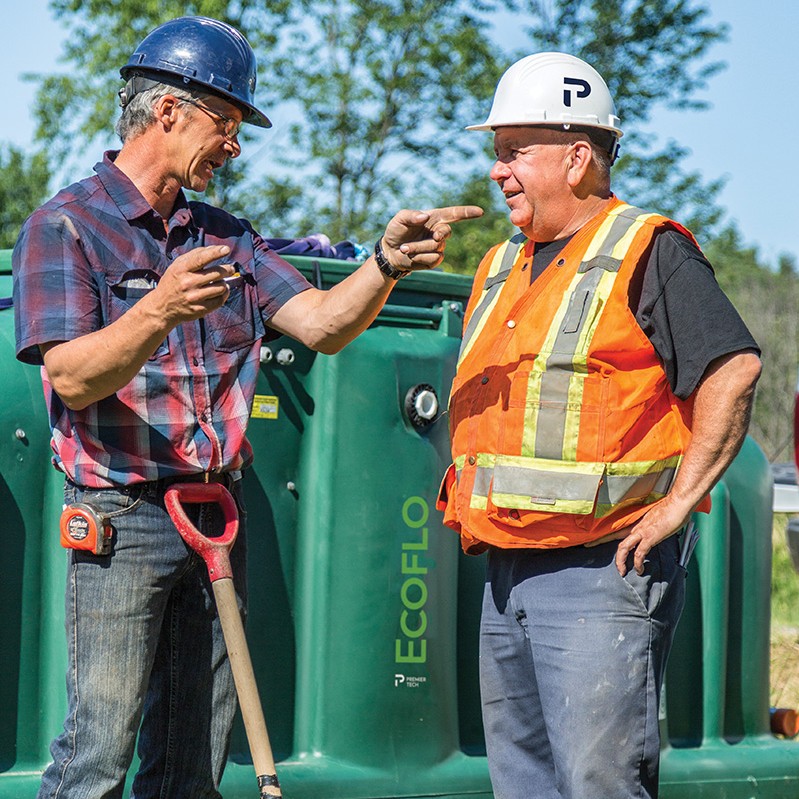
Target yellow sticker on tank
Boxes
[251,394,279,419]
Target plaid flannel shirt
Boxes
[13,151,312,487]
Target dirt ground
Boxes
[771,626,799,711]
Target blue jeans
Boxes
[479,537,685,799]
[38,478,248,799]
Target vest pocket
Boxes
[486,454,605,526]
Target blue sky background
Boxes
[3,1,796,265]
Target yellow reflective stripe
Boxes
[492,455,604,515]
[466,453,681,517]
[605,455,682,476]
[596,457,681,517]
[466,454,496,509]
[559,269,615,458]
[562,375,585,461]
[609,213,657,260]
[458,294,500,365]
[573,269,615,360]
[458,238,524,366]
[454,454,466,470]
[594,493,667,519]
[491,494,595,514]
[524,207,658,461]
[581,209,623,261]
[521,373,542,457]
[534,270,584,369]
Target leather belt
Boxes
[157,470,243,489]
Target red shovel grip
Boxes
[164,482,239,582]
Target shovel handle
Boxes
[165,482,239,582]
[164,481,282,797]
[214,577,282,797]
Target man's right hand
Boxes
[152,245,237,325]
[40,245,238,411]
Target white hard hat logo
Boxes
[563,77,591,107]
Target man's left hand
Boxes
[586,499,691,576]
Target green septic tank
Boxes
[0,250,797,799]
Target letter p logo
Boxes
[563,77,591,107]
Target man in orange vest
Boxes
[437,53,762,799]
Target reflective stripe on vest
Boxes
[458,232,526,365]
[465,454,681,517]
[459,204,679,519]
[524,205,658,461]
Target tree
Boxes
[28,1,285,196]
[705,226,799,462]
[28,0,728,250]
[245,0,731,243]
[28,0,504,242]
[0,145,51,248]
[439,168,515,274]
[514,0,729,239]
[231,0,505,242]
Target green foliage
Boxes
[0,146,51,248]
[771,515,799,629]
[20,0,731,250]
[613,142,727,240]
[29,0,287,187]
[706,226,799,462]
[518,0,729,236]
[522,0,727,123]
[253,0,504,242]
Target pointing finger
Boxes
[391,209,432,230]
[425,205,484,225]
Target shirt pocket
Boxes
[208,275,265,353]
[107,270,169,359]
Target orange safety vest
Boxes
[437,197,710,553]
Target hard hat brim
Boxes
[120,67,272,129]
[466,119,622,137]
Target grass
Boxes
[770,514,799,711]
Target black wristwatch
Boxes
[374,238,410,280]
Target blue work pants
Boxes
[479,537,685,799]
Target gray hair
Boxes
[587,140,612,185]
[558,129,613,191]
[116,81,202,143]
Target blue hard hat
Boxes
[120,16,271,128]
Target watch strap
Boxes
[374,238,410,280]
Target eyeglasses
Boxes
[180,97,242,140]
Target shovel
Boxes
[165,481,282,799]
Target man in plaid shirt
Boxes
[13,16,481,799]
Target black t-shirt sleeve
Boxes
[633,230,760,400]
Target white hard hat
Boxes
[468,52,623,159]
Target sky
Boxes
[2,1,797,265]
